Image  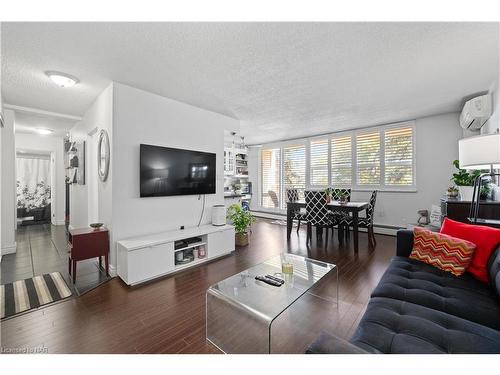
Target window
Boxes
[331,135,352,186]
[258,121,415,211]
[261,148,281,209]
[310,138,329,186]
[384,126,414,185]
[283,144,306,206]
[356,131,381,185]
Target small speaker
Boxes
[211,205,226,226]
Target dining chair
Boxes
[339,190,378,247]
[286,189,306,233]
[305,190,336,243]
[329,188,352,236]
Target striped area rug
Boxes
[1,272,72,319]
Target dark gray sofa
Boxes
[307,229,500,354]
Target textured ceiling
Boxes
[2,22,499,144]
[14,111,78,137]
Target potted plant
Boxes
[480,183,491,200]
[337,191,348,205]
[451,160,481,201]
[325,188,333,203]
[226,204,256,246]
[446,186,459,198]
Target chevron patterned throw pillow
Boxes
[410,227,476,277]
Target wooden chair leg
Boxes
[68,257,71,275]
[99,256,102,270]
[72,260,77,284]
[296,219,301,233]
[371,226,377,246]
[338,225,344,245]
[367,226,376,248]
[105,254,109,276]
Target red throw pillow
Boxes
[440,217,500,283]
[410,227,476,276]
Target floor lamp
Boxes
[458,133,500,226]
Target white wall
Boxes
[482,26,500,136]
[1,109,17,255]
[249,112,462,229]
[111,83,239,267]
[482,79,499,135]
[15,133,66,225]
[69,83,113,233]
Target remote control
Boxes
[255,275,282,287]
[265,274,285,284]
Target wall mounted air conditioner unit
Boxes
[459,94,492,130]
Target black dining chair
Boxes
[339,190,378,247]
[286,189,306,233]
[329,188,352,236]
[305,190,336,243]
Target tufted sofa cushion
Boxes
[372,256,500,331]
[488,248,500,299]
[350,297,500,354]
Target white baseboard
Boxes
[91,259,117,277]
[55,220,66,226]
[252,211,401,236]
[1,242,17,255]
[251,211,284,221]
[108,264,117,277]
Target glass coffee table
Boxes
[206,253,338,353]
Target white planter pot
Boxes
[458,186,474,201]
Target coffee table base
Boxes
[206,268,338,354]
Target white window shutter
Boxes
[384,126,414,185]
[310,138,329,186]
[331,135,352,186]
[261,149,281,208]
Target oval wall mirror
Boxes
[97,129,110,182]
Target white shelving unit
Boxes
[174,241,207,252]
[117,224,235,286]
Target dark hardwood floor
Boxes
[1,224,110,295]
[0,219,396,354]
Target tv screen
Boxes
[140,144,216,197]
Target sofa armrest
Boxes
[306,332,367,354]
[396,229,414,258]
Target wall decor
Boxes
[76,141,86,185]
[97,129,110,182]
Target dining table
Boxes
[286,200,369,252]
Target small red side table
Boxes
[68,227,109,283]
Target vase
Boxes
[235,232,249,246]
[458,186,474,201]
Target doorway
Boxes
[15,150,53,226]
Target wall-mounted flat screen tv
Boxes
[140,144,216,197]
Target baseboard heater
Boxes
[250,210,404,236]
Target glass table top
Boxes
[207,253,336,322]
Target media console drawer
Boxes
[208,228,235,259]
[127,243,174,285]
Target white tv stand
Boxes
[117,224,235,286]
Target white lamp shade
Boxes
[458,133,500,170]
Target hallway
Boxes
[1,224,110,296]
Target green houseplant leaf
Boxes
[451,159,481,186]
[226,204,256,234]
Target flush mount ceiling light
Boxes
[45,71,79,87]
[35,128,54,135]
